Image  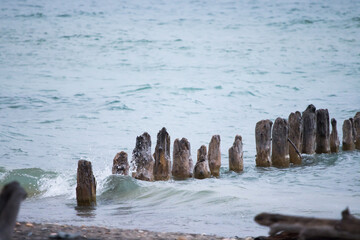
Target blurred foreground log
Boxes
[0,181,27,240]
[255,208,360,240]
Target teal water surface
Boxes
[1,0,360,237]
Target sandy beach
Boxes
[12,222,250,240]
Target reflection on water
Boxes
[75,205,97,219]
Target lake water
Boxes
[0,0,360,237]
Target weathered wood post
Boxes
[342,119,355,151]
[302,104,317,154]
[272,118,290,168]
[315,109,330,154]
[330,118,340,153]
[194,145,211,179]
[208,135,221,177]
[76,160,96,206]
[354,112,360,150]
[172,138,193,180]
[153,127,171,181]
[131,132,154,181]
[255,120,273,167]
[112,151,129,175]
[0,181,27,240]
[228,135,244,172]
[288,111,302,164]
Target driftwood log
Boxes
[153,127,171,181]
[194,145,211,179]
[76,160,96,206]
[288,111,302,165]
[112,151,129,175]
[255,208,360,240]
[208,135,221,177]
[330,118,340,153]
[131,132,154,181]
[302,104,316,154]
[315,109,330,154]
[271,118,290,168]
[228,135,244,172]
[255,119,273,167]
[0,181,27,240]
[342,119,355,151]
[172,138,193,180]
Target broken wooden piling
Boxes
[76,160,96,206]
[343,119,355,151]
[330,118,340,153]
[194,145,211,179]
[153,127,171,181]
[172,138,193,180]
[315,109,330,154]
[255,120,273,167]
[302,104,317,154]
[131,132,155,181]
[228,135,244,172]
[112,151,129,175]
[288,111,302,164]
[271,118,290,168]
[208,135,221,177]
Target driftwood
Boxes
[193,145,211,179]
[255,119,273,167]
[288,111,302,165]
[330,118,340,153]
[354,112,360,150]
[76,160,96,206]
[271,118,290,168]
[287,138,302,161]
[0,181,27,240]
[131,132,154,181]
[315,109,330,154]
[255,208,360,240]
[172,138,193,180]
[228,135,244,172]
[342,119,355,151]
[302,104,317,154]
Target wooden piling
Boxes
[208,135,221,177]
[354,112,360,150]
[288,111,302,164]
[153,127,171,181]
[343,119,355,151]
[194,145,211,179]
[255,120,273,167]
[112,151,129,175]
[172,138,193,180]
[272,118,290,168]
[315,109,330,154]
[228,135,243,172]
[76,160,96,206]
[302,104,317,154]
[330,118,340,153]
[131,132,154,181]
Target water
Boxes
[1,0,360,237]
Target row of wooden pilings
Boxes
[76,105,360,206]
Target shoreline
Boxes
[12,222,249,240]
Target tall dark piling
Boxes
[315,109,330,154]
[302,104,317,154]
[330,118,340,153]
[172,138,193,180]
[288,111,302,164]
[112,151,129,175]
[354,112,360,150]
[131,132,154,181]
[208,135,221,177]
[342,119,355,151]
[194,145,211,179]
[228,135,244,172]
[0,181,27,240]
[76,160,96,206]
[255,120,273,167]
[271,118,290,168]
[153,127,171,181]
